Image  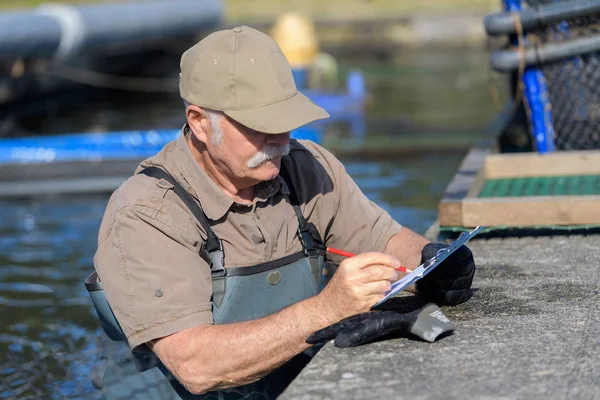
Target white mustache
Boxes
[246,144,291,168]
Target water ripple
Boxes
[0,296,54,307]
[0,283,54,294]
[0,334,45,352]
[0,266,64,281]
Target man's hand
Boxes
[416,243,476,306]
[316,252,402,325]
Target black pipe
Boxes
[490,34,600,71]
[485,0,600,36]
[0,0,223,61]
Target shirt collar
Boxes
[172,129,287,221]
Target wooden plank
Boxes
[438,200,463,226]
[438,146,490,226]
[461,196,600,227]
[484,150,600,179]
[444,146,490,200]
[466,167,487,198]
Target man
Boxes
[92,26,475,399]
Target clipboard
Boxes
[372,226,485,308]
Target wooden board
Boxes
[462,196,600,226]
[484,150,600,179]
[438,146,489,227]
[438,148,600,228]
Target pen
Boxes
[325,246,409,273]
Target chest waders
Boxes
[85,157,326,400]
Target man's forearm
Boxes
[385,226,430,269]
[385,227,430,293]
[150,294,333,394]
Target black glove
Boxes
[416,243,475,306]
[306,304,455,348]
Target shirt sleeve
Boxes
[94,187,214,350]
[299,141,403,258]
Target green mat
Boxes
[479,175,600,198]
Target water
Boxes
[0,197,106,398]
[0,50,500,398]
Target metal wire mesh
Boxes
[524,0,600,149]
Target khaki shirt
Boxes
[94,131,402,349]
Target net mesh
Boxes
[521,0,600,149]
[478,175,600,197]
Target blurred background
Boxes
[0,0,509,398]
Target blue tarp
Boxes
[0,126,322,164]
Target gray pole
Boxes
[0,0,224,60]
[490,34,600,71]
[485,0,600,36]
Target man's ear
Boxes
[186,105,210,144]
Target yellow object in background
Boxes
[270,12,320,68]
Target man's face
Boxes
[207,115,291,184]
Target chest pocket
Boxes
[213,254,323,324]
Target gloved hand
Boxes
[416,243,475,306]
[306,304,455,348]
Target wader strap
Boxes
[138,167,219,253]
[138,167,225,273]
[139,167,227,306]
[225,251,305,276]
[280,156,324,257]
[280,156,325,285]
[85,271,126,341]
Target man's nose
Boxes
[266,132,290,146]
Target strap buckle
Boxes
[203,240,226,279]
[298,226,324,258]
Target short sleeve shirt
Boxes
[93,131,402,349]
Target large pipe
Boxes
[490,34,600,71]
[485,0,600,36]
[0,0,223,60]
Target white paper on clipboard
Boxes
[372,226,485,308]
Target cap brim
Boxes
[223,91,330,134]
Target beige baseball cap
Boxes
[179,25,330,134]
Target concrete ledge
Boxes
[281,231,600,399]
